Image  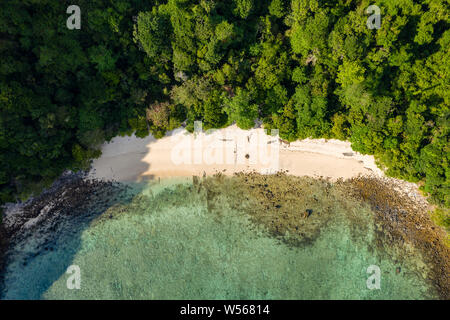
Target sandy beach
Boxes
[89,125,384,182]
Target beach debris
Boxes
[278,138,290,146]
[304,209,313,218]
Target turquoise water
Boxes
[1,177,437,299]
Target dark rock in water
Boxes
[0,169,130,292]
[304,209,313,218]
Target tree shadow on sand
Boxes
[0,132,162,299]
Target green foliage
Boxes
[430,208,450,235]
[269,0,286,18]
[224,88,259,130]
[133,9,172,62]
[336,60,365,88]
[233,0,254,19]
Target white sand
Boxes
[88,125,384,182]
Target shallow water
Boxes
[1,176,438,299]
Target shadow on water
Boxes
[0,131,161,299]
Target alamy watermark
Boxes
[366,265,381,290]
[169,121,280,174]
[66,5,81,30]
[66,265,81,289]
[366,5,381,29]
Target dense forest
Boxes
[0,0,448,216]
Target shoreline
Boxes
[1,125,433,234]
[87,125,428,208]
[88,125,384,182]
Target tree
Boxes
[269,0,286,18]
[133,9,172,63]
[233,0,254,19]
[146,101,170,129]
[223,88,258,130]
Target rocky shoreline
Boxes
[0,171,134,297]
[344,176,449,300]
[197,172,449,299]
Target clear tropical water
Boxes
[0,176,438,299]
